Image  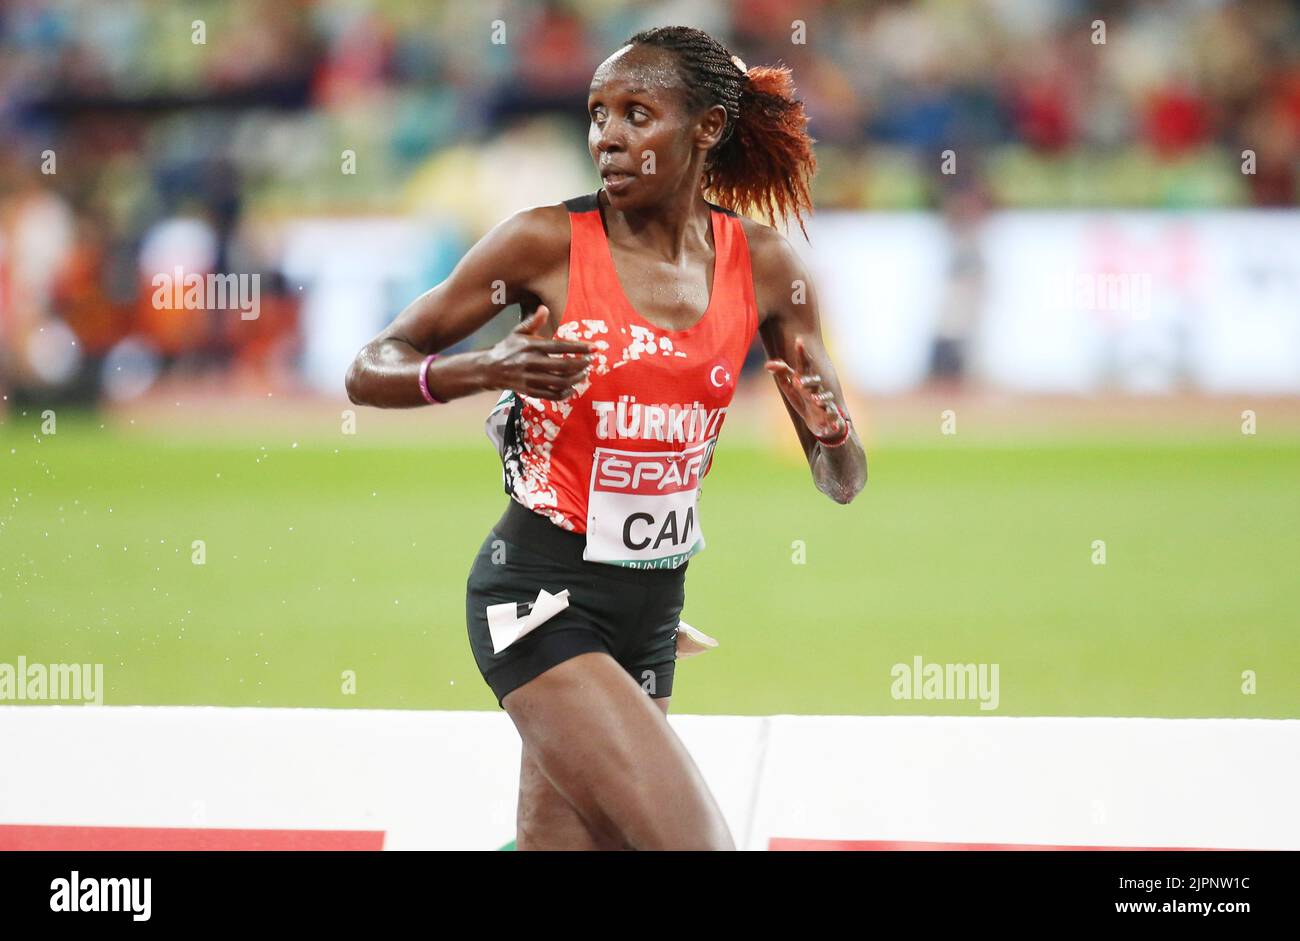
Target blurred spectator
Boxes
[928,182,989,388]
[0,0,1296,404]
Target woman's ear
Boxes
[696,103,729,151]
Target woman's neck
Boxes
[599,186,713,264]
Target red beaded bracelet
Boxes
[816,413,852,448]
[418,353,447,404]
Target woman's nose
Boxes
[595,124,624,152]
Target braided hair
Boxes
[623,25,817,238]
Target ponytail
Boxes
[624,26,817,238]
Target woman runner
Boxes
[346,25,866,850]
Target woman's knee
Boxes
[505,654,734,850]
[516,747,624,850]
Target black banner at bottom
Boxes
[0,849,1289,928]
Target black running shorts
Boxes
[465,499,688,709]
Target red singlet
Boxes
[486,191,759,570]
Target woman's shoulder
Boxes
[506,190,602,232]
[732,212,807,282]
[723,211,814,329]
[483,199,578,276]
[497,200,573,245]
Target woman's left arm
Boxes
[751,226,867,504]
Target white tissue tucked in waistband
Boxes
[675,619,718,659]
[486,588,571,654]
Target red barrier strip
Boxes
[0,824,385,851]
[769,837,1241,851]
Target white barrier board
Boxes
[0,707,1294,850]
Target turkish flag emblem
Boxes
[706,357,734,392]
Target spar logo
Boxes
[592,443,710,496]
[584,439,715,566]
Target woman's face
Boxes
[587,45,726,211]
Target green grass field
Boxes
[2,404,1297,718]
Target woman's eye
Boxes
[590,107,646,125]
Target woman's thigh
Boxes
[503,651,733,850]
[515,696,673,851]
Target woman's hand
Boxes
[764,335,847,440]
[483,307,594,400]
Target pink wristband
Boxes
[816,413,852,448]
[418,353,446,404]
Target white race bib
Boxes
[583,438,715,569]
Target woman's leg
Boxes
[503,652,734,850]
[516,745,623,850]
[514,696,675,850]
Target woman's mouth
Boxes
[602,171,635,193]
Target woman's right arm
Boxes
[344,206,594,408]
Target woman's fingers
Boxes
[793,341,837,402]
[522,362,589,398]
[770,347,847,434]
[528,337,596,356]
[515,307,549,335]
[525,373,577,395]
[769,355,822,389]
[769,359,827,397]
[794,336,814,375]
[764,359,798,386]
[529,353,591,379]
[767,359,823,415]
